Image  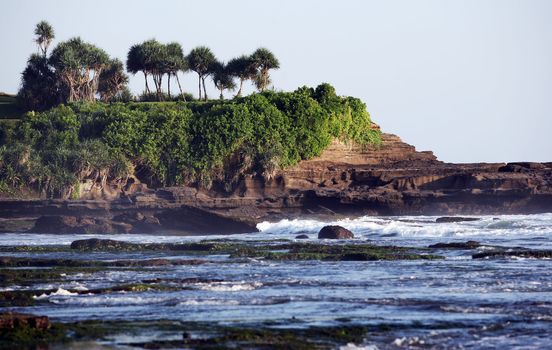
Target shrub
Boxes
[0,84,380,196]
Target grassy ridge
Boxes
[0,93,23,119]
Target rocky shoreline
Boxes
[1,133,551,235]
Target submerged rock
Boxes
[295,234,309,239]
[70,238,137,251]
[429,241,481,249]
[318,225,354,239]
[473,250,552,259]
[435,217,480,223]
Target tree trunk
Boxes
[143,72,150,94]
[198,75,202,100]
[167,74,171,99]
[202,77,208,101]
[219,87,224,100]
[235,78,244,98]
[175,73,184,98]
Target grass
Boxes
[0,93,23,119]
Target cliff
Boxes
[1,132,551,234]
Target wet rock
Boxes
[295,234,309,239]
[112,212,161,233]
[429,241,481,249]
[435,217,480,223]
[31,215,132,234]
[0,312,50,330]
[70,238,140,251]
[473,250,552,259]
[318,225,354,239]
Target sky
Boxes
[1,0,551,163]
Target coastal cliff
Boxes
[1,131,550,234]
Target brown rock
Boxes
[0,312,50,330]
[318,225,354,239]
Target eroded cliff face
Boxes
[1,132,551,234]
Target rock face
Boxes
[1,132,551,235]
[318,225,354,239]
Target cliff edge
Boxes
[1,132,551,234]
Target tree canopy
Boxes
[250,48,280,92]
[187,46,217,101]
[34,20,54,56]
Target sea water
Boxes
[1,213,552,349]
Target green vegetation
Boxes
[0,84,380,196]
[2,22,380,198]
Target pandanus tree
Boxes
[250,48,280,92]
[17,53,60,111]
[141,39,166,100]
[187,46,217,100]
[98,59,129,102]
[226,55,256,97]
[164,42,187,99]
[49,37,110,102]
[126,43,150,93]
[34,21,55,57]
[212,61,236,99]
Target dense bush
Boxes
[0,84,380,197]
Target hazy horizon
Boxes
[1,0,551,163]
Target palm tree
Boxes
[127,43,149,93]
[98,58,129,102]
[187,46,217,100]
[212,61,236,99]
[250,48,280,92]
[165,42,187,99]
[49,37,110,102]
[141,39,165,100]
[226,55,256,97]
[34,21,55,56]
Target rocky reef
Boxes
[0,132,550,234]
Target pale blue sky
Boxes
[1,0,551,163]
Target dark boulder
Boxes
[295,234,309,239]
[435,217,480,223]
[318,225,354,239]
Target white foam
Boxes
[340,344,379,350]
[194,281,263,292]
[34,287,78,300]
[257,213,552,239]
